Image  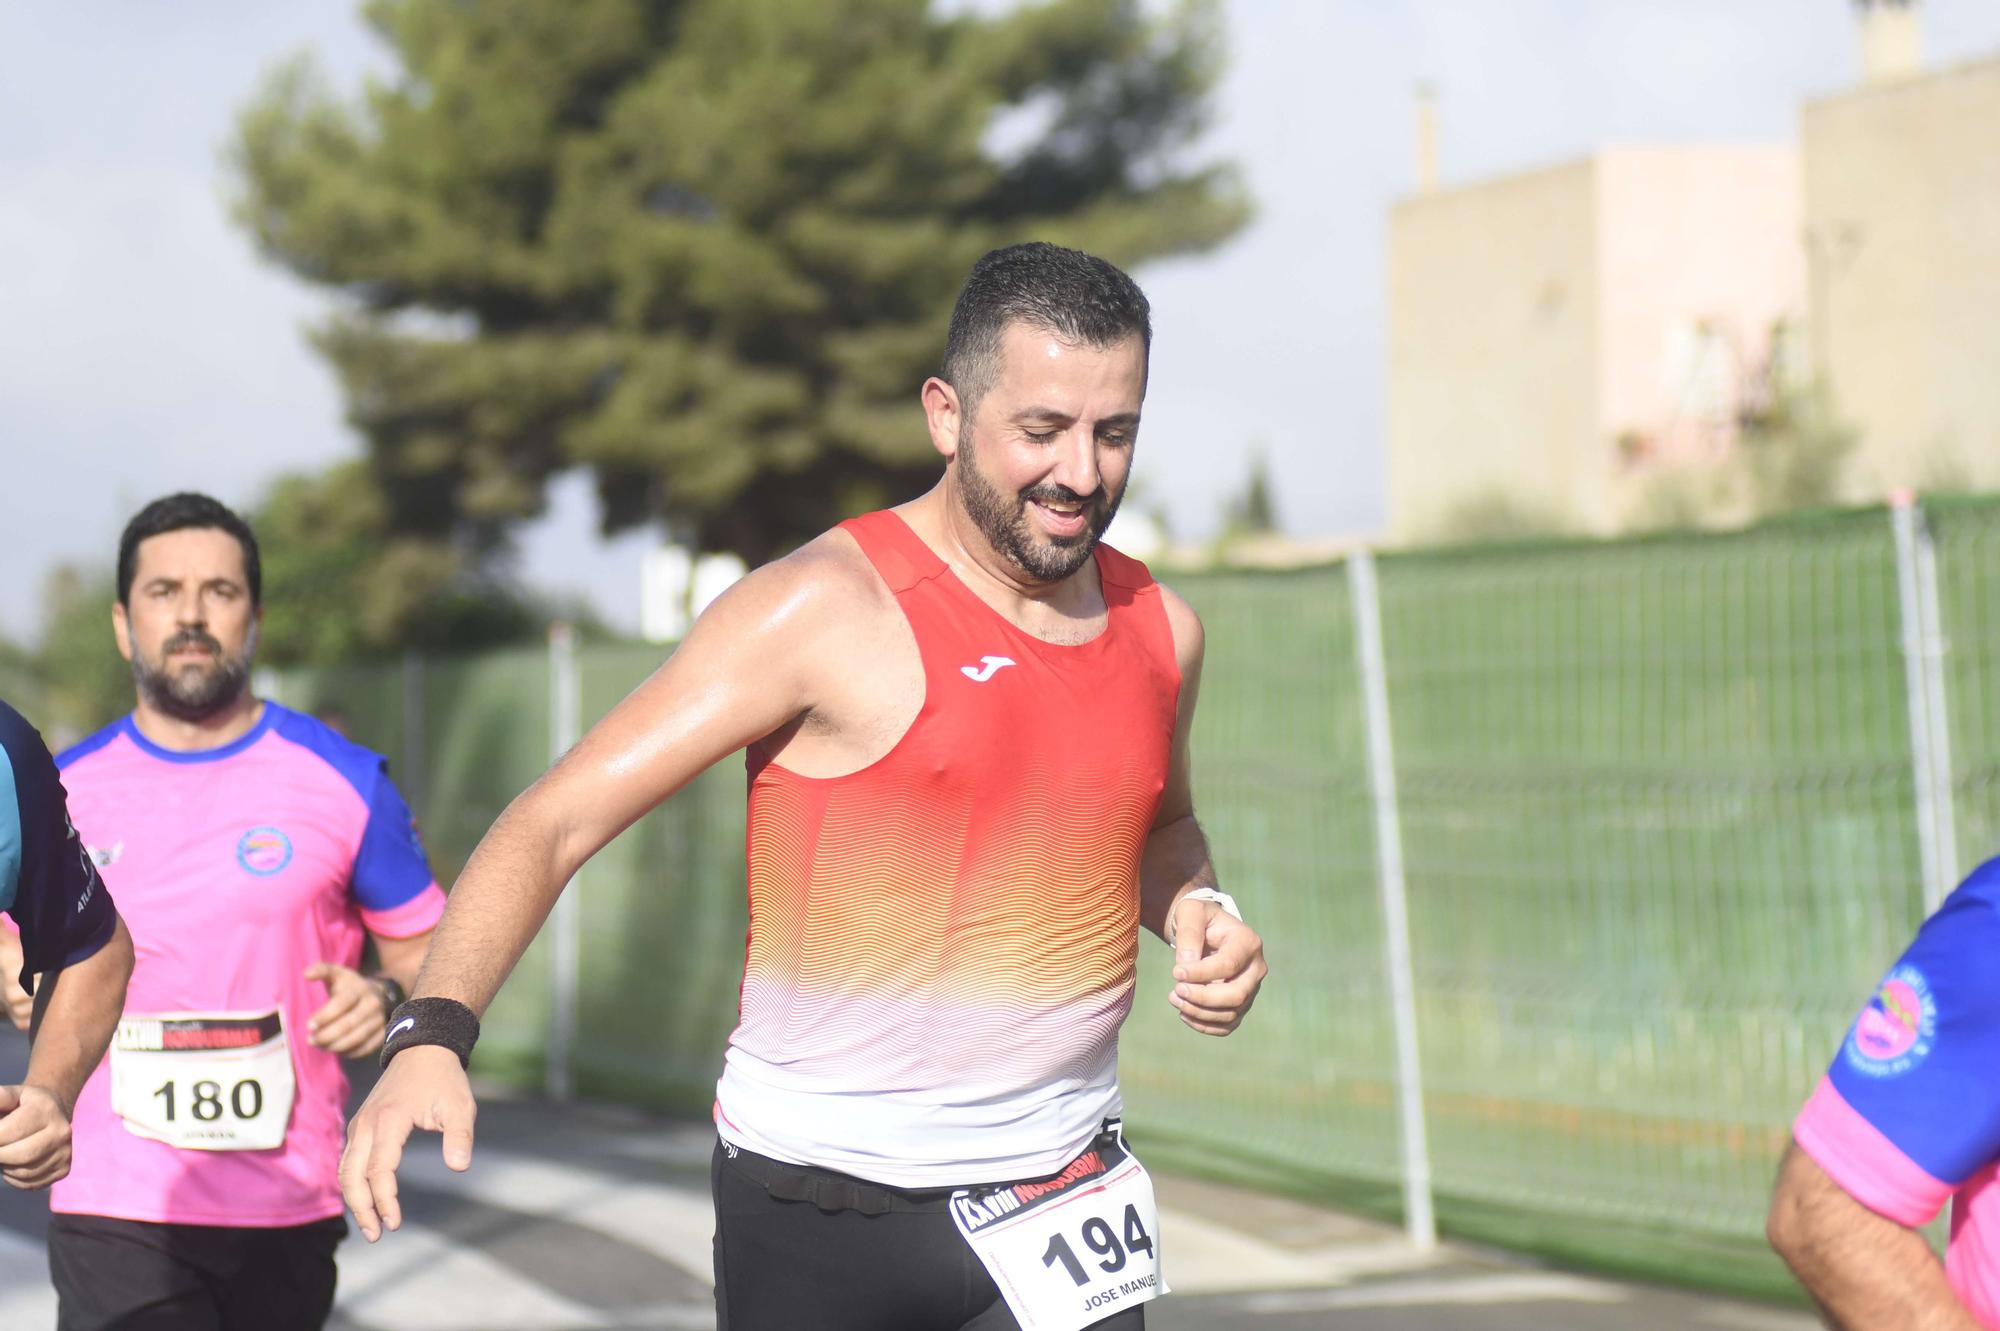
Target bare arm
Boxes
[1138,595,1214,941]
[0,932,30,1031]
[23,917,133,1115]
[1138,587,1266,1036]
[408,550,846,1013]
[342,541,861,1239]
[0,916,134,1189]
[1768,1141,1981,1330]
[373,930,430,993]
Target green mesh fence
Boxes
[1118,567,1399,1209]
[272,497,2000,1294]
[570,644,747,1111]
[279,647,556,1086]
[1936,499,2000,869]
[1373,512,1923,1288]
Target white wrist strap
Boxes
[1171,888,1242,946]
[1183,887,1241,920]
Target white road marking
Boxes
[0,1226,54,1327]
[1240,1271,1630,1313]
[337,1221,620,1330]
[1695,1303,1821,1331]
[395,1145,718,1286]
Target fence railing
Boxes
[273,495,2000,1293]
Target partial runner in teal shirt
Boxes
[0,699,133,1190]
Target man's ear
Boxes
[922,376,964,462]
[112,600,134,664]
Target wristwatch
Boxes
[373,976,408,1017]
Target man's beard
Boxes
[955,430,1125,584]
[132,625,256,723]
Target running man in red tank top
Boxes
[341,243,1269,1331]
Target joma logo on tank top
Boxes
[960,655,1016,682]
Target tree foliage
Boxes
[251,462,549,665]
[1737,383,1857,518]
[232,0,1248,592]
[1221,444,1278,537]
[29,567,132,740]
[1628,382,1861,533]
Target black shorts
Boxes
[48,1212,346,1331]
[712,1140,1146,1331]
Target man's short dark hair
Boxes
[940,242,1152,421]
[117,493,262,607]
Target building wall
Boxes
[1387,160,1600,543]
[1595,146,1804,526]
[1388,148,1801,542]
[1805,55,2000,495]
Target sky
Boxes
[5,1,2000,640]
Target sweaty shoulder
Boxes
[714,529,894,638]
[679,529,900,685]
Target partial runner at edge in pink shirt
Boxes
[52,702,445,1227]
[1790,856,2000,1327]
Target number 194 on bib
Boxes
[950,1129,1168,1331]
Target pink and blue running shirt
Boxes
[52,703,446,1227]
[1793,856,2000,1327]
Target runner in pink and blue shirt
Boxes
[53,700,445,1229]
[31,493,444,1331]
[1772,855,2000,1328]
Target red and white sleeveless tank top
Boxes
[713,509,1181,1187]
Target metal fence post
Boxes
[1347,550,1437,1251]
[546,623,581,1100]
[1891,496,1960,914]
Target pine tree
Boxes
[232,0,1249,592]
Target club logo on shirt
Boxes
[1844,964,1936,1079]
[235,827,294,877]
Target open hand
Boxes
[340,1045,476,1241]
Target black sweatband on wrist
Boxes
[379,996,480,1070]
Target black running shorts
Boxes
[712,1140,1147,1331]
[48,1212,345,1331]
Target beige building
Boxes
[1388,2,2000,542]
[1387,146,1802,542]
[1803,51,2000,496]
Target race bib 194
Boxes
[109,1011,296,1152]
[950,1125,1168,1331]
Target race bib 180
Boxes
[950,1126,1168,1331]
[109,1010,297,1152]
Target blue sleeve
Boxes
[352,762,436,912]
[1824,867,2000,1187]
[0,703,118,986]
